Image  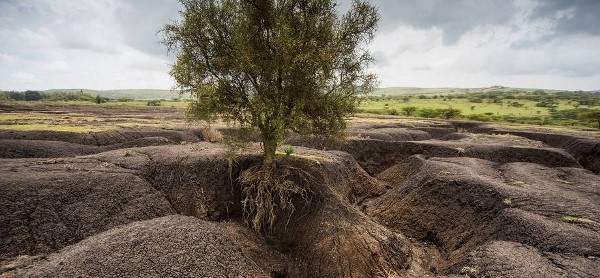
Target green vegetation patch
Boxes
[560,215,594,224]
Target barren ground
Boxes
[1,103,599,277]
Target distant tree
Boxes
[468,97,483,103]
[509,101,524,108]
[94,95,107,104]
[440,107,462,119]
[146,100,162,106]
[579,110,600,129]
[401,96,411,103]
[419,108,441,118]
[23,90,42,101]
[163,0,379,168]
[401,106,417,116]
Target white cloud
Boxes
[1,0,599,91]
[10,72,39,84]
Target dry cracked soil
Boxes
[1,104,599,277]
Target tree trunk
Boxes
[262,138,277,170]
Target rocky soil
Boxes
[1,108,599,277]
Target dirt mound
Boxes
[365,155,600,275]
[142,144,242,221]
[14,215,288,277]
[0,130,96,145]
[343,139,579,175]
[462,125,600,174]
[0,139,97,158]
[0,127,202,147]
[351,128,432,141]
[0,163,174,263]
[1,121,598,277]
[260,151,410,277]
[91,128,202,146]
[445,240,599,278]
[64,144,411,277]
[136,145,411,276]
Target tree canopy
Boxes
[579,110,600,129]
[163,0,379,167]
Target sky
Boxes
[1,0,600,91]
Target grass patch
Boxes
[0,124,111,133]
[460,266,478,277]
[560,215,594,224]
[502,198,512,206]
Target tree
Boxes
[440,107,462,119]
[401,106,417,116]
[579,110,600,129]
[23,90,42,101]
[94,95,107,104]
[163,0,379,169]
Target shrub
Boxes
[201,126,224,143]
[283,145,294,156]
[401,106,417,116]
[146,100,162,106]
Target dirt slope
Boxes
[1,119,599,277]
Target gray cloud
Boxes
[1,0,600,91]
[531,0,600,36]
[370,0,518,44]
[116,0,180,56]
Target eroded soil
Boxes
[1,104,599,277]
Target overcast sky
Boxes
[1,0,600,91]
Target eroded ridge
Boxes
[1,120,599,277]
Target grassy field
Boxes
[2,86,599,130]
[372,86,558,97]
[0,101,191,132]
[359,98,579,117]
[43,89,179,100]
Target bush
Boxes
[401,106,417,116]
[466,114,493,122]
[147,100,162,106]
[283,145,294,156]
[419,108,442,118]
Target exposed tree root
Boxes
[239,164,314,234]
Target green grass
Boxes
[560,215,593,224]
[359,98,581,117]
[372,86,559,97]
[0,124,111,132]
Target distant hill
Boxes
[43,89,179,100]
[39,86,589,100]
[372,86,561,96]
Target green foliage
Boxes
[578,109,600,128]
[401,106,417,116]
[561,215,593,224]
[466,114,493,122]
[146,100,162,106]
[164,0,379,166]
[23,91,42,101]
[440,107,462,119]
[502,198,512,206]
[94,95,108,104]
[536,99,558,108]
[116,97,134,102]
[460,266,477,277]
[418,108,441,118]
[283,145,294,156]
